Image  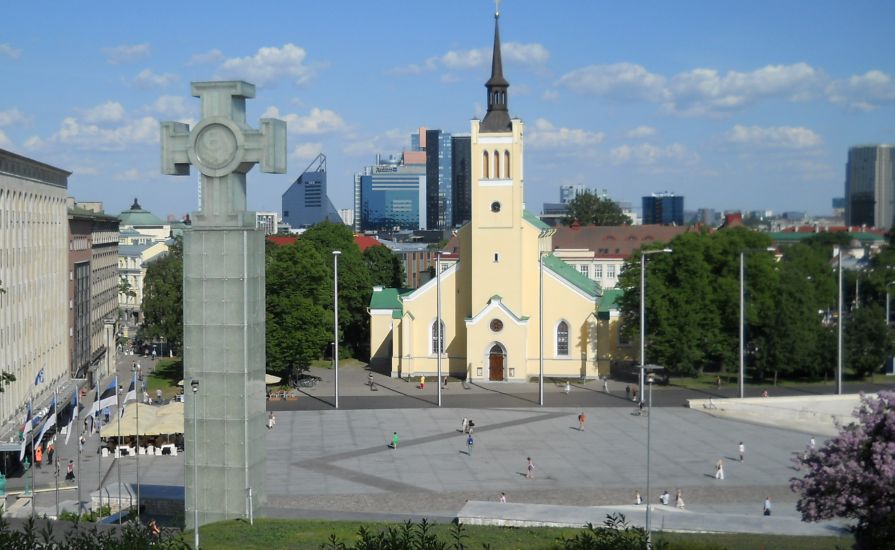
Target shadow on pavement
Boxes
[469,382,539,405]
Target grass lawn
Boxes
[190,518,853,550]
[309,358,368,369]
[666,370,895,391]
[144,357,183,400]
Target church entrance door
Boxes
[489,345,505,381]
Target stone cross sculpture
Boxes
[160,80,285,529]
[162,80,286,226]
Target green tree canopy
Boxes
[364,244,405,288]
[140,237,183,352]
[562,192,631,226]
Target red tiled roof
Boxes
[265,234,383,251]
[267,236,297,246]
[552,225,690,258]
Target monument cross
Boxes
[161,80,286,227]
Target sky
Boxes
[1,1,894,220]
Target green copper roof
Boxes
[597,288,624,319]
[119,198,164,227]
[369,287,414,317]
[543,254,600,298]
[523,210,550,231]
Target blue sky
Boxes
[1,1,894,220]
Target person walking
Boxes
[715,458,725,480]
[149,519,161,542]
[809,437,816,451]
[625,385,631,400]
[602,378,609,393]
[391,432,399,450]
[499,492,507,503]
[47,442,55,465]
[563,380,571,395]
[419,376,426,390]
[466,433,474,455]
[634,491,642,505]
[461,418,469,433]
[763,496,772,516]
[65,460,75,482]
[738,441,745,462]
[577,411,586,431]
[35,443,43,469]
[526,457,535,479]
[267,411,276,430]
[675,489,685,509]
[660,490,670,505]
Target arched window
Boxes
[504,150,511,179]
[494,150,500,178]
[483,151,489,178]
[556,321,569,356]
[431,320,445,355]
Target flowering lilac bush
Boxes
[790,391,895,548]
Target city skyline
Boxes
[1,1,894,220]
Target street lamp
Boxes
[639,249,671,402]
[739,247,775,399]
[132,363,141,521]
[885,282,895,325]
[837,250,843,395]
[636,363,664,549]
[539,250,547,406]
[191,379,200,550]
[436,252,443,408]
[333,251,341,409]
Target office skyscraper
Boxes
[845,145,895,228]
[281,154,342,228]
[642,192,684,225]
[451,135,472,226]
[356,154,426,231]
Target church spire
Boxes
[480,5,512,133]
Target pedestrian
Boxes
[632,388,638,402]
[443,376,448,389]
[47,442,55,465]
[716,376,722,389]
[660,490,670,505]
[675,489,685,509]
[156,388,163,402]
[466,433,474,455]
[468,420,475,434]
[419,375,426,390]
[602,378,609,393]
[368,372,374,390]
[391,431,399,449]
[715,458,725,480]
[149,519,161,541]
[267,412,275,430]
[761,390,769,398]
[65,460,75,481]
[577,411,586,431]
[625,385,631,400]
[763,496,772,516]
[809,437,816,451]
[461,418,469,433]
[79,434,86,451]
[564,380,571,394]
[526,457,535,479]
[499,492,507,503]
[738,441,745,462]
[35,444,43,469]
[635,491,642,505]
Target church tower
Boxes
[467,6,527,313]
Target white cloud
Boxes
[0,43,22,60]
[542,89,560,101]
[826,70,895,111]
[188,49,224,65]
[0,129,12,148]
[289,143,322,162]
[27,115,159,152]
[626,125,657,138]
[102,43,150,64]
[440,73,460,84]
[132,69,178,89]
[724,124,823,149]
[145,95,193,118]
[0,108,28,127]
[558,62,824,116]
[390,42,549,75]
[81,101,125,124]
[114,168,144,181]
[527,118,604,149]
[216,44,314,87]
[610,142,698,166]
[262,106,345,135]
[343,129,407,157]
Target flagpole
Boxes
[116,378,122,525]
[30,389,35,520]
[135,370,140,522]
[77,389,83,516]
[54,387,59,518]
[97,379,102,517]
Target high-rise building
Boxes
[425,129,453,229]
[356,154,426,231]
[281,154,342,229]
[845,145,895,228]
[642,192,684,225]
[451,135,472,227]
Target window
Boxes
[431,320,445,354]
[594,264,603,278]
[504,150,511,179]
[556,321,569,356]
[491,201,501,212]
[618,323,631,346]
[494,150,500,178]
[607,265,616,278]
[483,151,489,178]
[579,265,589,278]
[494,253,500,262]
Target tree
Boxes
[790,391,895,549]
[845,304,894,378]
[140,237,184,353]
[562,192,631,226]
[364,244,405,288]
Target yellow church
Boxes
[369,10,606,382]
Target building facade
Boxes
[356,155,426,231]
[451,135,472,227]
[255,211,277,235]
[370,12,601,382]
[0,148,70,423]
[425,129,453,229]
[281,154,342,229]
[642,192,684,225]
[845,145,895,228]
[68,207,120,379]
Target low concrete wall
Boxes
[687,394,869,437]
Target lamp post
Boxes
[191,379,200,550]
[333,251,341,409]
[539,251,547,406]
[133,364,140,521]
[639,249,671,402]
[837,250,843,395]
[436,252,443,408]
[636,364,664,549]
[739,247,775,399]
[886,282,895,325]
